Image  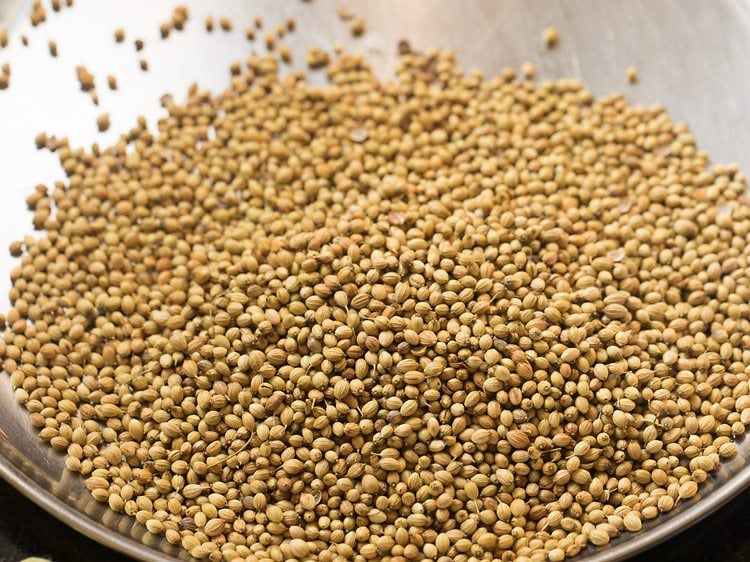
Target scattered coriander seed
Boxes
[397,39,412,55]
[48,40,57,57]
[106,74,117,90]
[337,6,353,21]
[521,59,536,78]
[114,28,125,43]
[287,18,296,32]
[159,22,171,39]
[134,38,144,51]
[350,17,366,37]
[254,15,263,28]
[0,29,7,48]
[139,58,148,71]
[219,16,232,31]
[278,43,292,63]
[627,65,639,83]
[306,46,329,68]
[30,0,46,27]
[34,132,47,148]
[204,16,213,32]
[244,27,255,41]
[172,5,188,30]
[51,0,61,11]
[7,240,21,256]
[265,32,275,50]
[96,113,110,132]
[543,26,559,48]
[75,65,94,91]
[4,34,750,562]
[20,35,28,46]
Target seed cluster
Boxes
[75,64,99,105]
[3,43,750,562]
[160,5,189,39]
[306,46,330,69]
[30,0,47,27]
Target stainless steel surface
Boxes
[1,1,750,561]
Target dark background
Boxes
[0,476,748,562]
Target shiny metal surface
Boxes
[1,1,750,561]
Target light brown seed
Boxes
[96,113,110,132]
[506,430,530,449]
[350,18,366,37]
[543,26,559,48]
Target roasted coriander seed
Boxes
[3,39,750,562]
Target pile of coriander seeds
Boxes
[2,44,750,562]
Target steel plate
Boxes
[1,1,750,561]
